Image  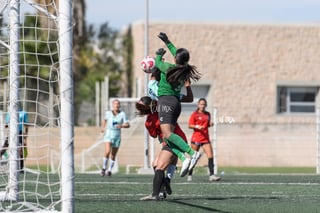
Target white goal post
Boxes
[0,0,74,212]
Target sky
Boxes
[86,0,320,30]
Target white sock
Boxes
[108,159,115,172]
[166,164,176,180]
[102,157,108,170]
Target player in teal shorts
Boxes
[100,99,130,177]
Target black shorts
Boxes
[157,95,181,125]
[161,145,174,154]
[191,141,211,147]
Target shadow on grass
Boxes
[166,196,281,213]
[168,199,231,213]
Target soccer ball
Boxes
[140,56,155,73]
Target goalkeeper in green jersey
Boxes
[148,66,196,178]
[154,32,202,178]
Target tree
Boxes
[76,22,122,103]
[1,0,132,125]
[121,25,133,97]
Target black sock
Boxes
[165,177,171,183]
[152,170,164,196]
[208,158,214,175]
[20,160,24,170]
[160,182,165,194]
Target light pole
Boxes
[143,0,150,169]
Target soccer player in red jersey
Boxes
[136,96,188,200]
[187,98,221,182]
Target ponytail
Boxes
[166,64,201,85]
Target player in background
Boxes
[100,99,130,177]
[187,98,221,182]
[4,105,29,172]
[136,93,190,200]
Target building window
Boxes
[181,84,210,112]
[277,86,318,114]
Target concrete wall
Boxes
[24,120,317,171]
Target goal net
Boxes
[0,0,74,212]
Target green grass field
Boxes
[74,169,320,213]
[1,168,320,212]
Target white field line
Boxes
[75,181,320,186]
[75,181,320,198]
[75,193,316,198]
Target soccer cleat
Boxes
[100,168,106,177]
[164,177,172,195]
[158,191,167,200]
[179,158,191,177]
[140,194,160,201]
[188,152,201,171]
[107,171,112,176]
[187,175,192,182]
[209,175,221,182]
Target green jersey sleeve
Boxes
[166,42,177,57]
[155,42,181,97]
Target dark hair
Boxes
[196,98,208,113]
[135,96,152,115]
[166,48,201,86]
[198,98,207,105]
[140,96,152,106]
[175,48,190,65]
[151,67,161,82]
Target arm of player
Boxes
[180,79,193,103]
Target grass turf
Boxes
[1,167,319,212]
[73,172,320,213]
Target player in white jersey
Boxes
[100,99,130,176]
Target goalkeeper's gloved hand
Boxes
[156,48,166,57]
[158,32,170,44]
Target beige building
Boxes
[132,22,320,122]
[129,22,320,168]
